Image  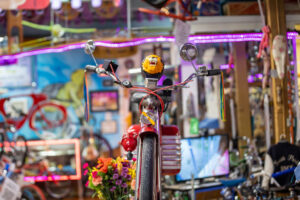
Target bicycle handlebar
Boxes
[84,64,222,91]
[272,167,295,178]
[207,69,221,76]
[250,167,296,179]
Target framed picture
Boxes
[90,90,119,112]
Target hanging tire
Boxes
[21,184,46,200]
[138,134,156,200]
[12,135,28,168]
[29,103,67,140]
[45,171,72,199]
[0,132,5,160]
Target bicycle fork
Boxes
[121,123,181,199]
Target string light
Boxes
[51,0,62,10]
[71,0,82,9]
[113,0,123,7]
[91,0,102,8]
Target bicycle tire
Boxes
[45,174,72,199]
[81,132,114,160]
[93,134,113,158]
[21,184,46,200]
[138,134,156,200]
[0,132,5,160]
[12,135,28,168]
[29,102,67,140]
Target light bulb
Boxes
[51,0,62,10]
[113,0,123,7]
[91,0,102,7]
[71,0,82,9]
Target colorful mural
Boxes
[0,49,121,149]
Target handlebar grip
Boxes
[85,65,97,73]
[272,167,295,178]
[207,69,221,76]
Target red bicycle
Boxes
[0,93,67,140]
[84,41,221,199]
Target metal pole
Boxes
[293,38,300,142]
[127,0,131,38]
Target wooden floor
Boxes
[55,198,97,200]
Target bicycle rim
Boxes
[21,184,46,200]
[30,103,67,140]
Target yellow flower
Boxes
[97,191,104,199]
[115,157,123,174]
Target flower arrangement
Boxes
[84,157,136,200]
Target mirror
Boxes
[180,43,198,61]
[84,40,96,55]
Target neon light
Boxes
[0,32,297,61]
[220,64,232,69]
[23,138,81,182]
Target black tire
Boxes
[93,134,113,158]
[45,173,72,199]
[139,134,156,200]
[12,135,28,168]
[81,133,113,159]
[0,132,5,160]
[21,184,46,200]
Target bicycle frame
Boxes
[0,94,47,130]
[122,81,181,200]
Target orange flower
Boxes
[99,165,108,173]
[97,158,113,173]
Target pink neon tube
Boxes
[0,32,297,61]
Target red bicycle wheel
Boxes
[29,102,67,140]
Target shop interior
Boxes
[0,0,300,199]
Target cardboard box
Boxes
[223,2,263,15]
[191,0,221,16]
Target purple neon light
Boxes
[0,32,297,61]
[220,64,233,69]
[248,74,263,83]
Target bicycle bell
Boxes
[180,43,198,61]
